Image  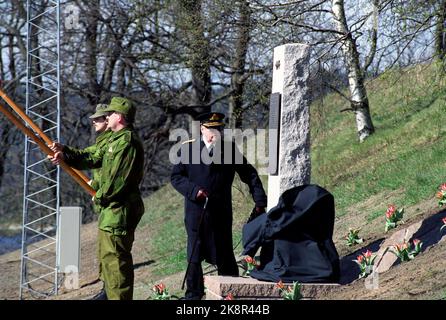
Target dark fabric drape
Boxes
[242,184,340,283]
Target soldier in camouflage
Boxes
[51,104,112,297]
[54,104,112,209]
[49,97,145,300]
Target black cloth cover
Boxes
[242,184,340,283]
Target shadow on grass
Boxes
[338,209,446,285]
[134,260,155,270]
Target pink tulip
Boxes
[363,250,372,258]
[440,183,446,191]
[387,205,396,214]
[224,293,234,300]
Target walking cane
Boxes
[181,196,208,290]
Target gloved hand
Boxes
[255,206,266,214]
[246,206,266,223]
[196,189,209,202]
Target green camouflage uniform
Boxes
[64,126,145,300]
[64,129,112,212]
[63,129,112,283]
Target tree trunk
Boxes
[84,0,100,104]
[228,0,251,128]
[0,47,4,81]
[435,0,446,61]
[332,0,375,142]
[0,38,14,188]
[178,0,211,115]
[363,0,379,74]
[0,124,12,190]
[116,59,126,94]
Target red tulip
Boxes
[153,283,165,294]
[224,293,234,300]
[363,250,372,258]
[387,205,396,214]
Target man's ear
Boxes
[117,113,124,124]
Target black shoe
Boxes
[90,289,107,300]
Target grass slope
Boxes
[136,63,446,299]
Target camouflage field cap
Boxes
[103,97,135,123]
[89,104,109,119]
[197,112,225,128]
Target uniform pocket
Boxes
[106,201,128,231]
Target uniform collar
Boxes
[111,126,131,138]
[202,137,215,150]
[97,129,111,138]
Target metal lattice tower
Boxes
[20,0,61,299]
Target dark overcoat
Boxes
[242,184,340,283]
[171,139,267,265]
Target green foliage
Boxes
[242,256,258,276]
[151,283,171,300]
[345,228,364,246]
[435,184,446,207]
[385,205,404,232]
[353,250,376,278]
[390,240,423,262]
[277,281,302,300]
[311,63,446,219]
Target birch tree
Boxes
[332,0,375,142]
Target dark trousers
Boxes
[185,254,239,299]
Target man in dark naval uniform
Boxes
[171,112,267,300]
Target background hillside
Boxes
[133,62,446,299]
[131,64,446,298]
[1,63,446,300]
